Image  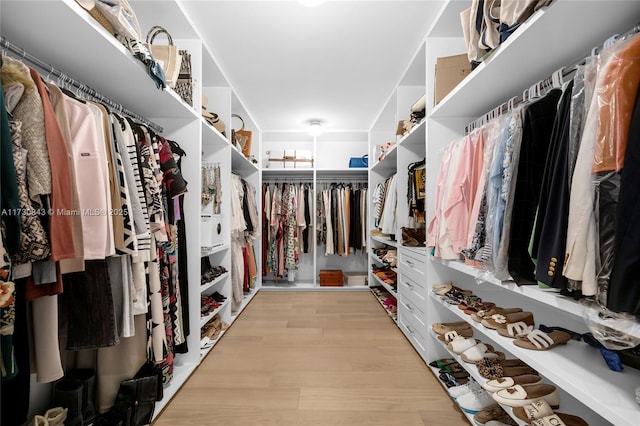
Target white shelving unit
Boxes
[417,1,640,425]
[260,131,370,290]
[0,0,262,420]
[363,1,640,424]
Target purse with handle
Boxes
[145,25,182,88]
[231,114,253,157]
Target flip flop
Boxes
[492,384,560,408]
[514,330,572,351]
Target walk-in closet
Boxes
[2,1,640,425]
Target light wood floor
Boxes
[153,291,468,426]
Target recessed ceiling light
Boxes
[298,0,325,7]
[307,120,323,137]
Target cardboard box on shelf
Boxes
[434,53,471,106]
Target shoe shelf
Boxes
[397,120,426,149]
[430,292,640,425]
[370,287,398,324]
[371,144,398,173]
[370,273,397,298]
[430,256,640,340]
[201,243,229,257]
[430,330,534,426]
[201,271,230,294]
[370,252,397,271]
[200,329,228,359]
[200,298,230,328]
[230,288,258,322]
[153,360,199,417]
[426,363,484,425]
[371,235,398,248]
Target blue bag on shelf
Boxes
[349,155,368,168]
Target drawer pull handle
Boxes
[406,303,414,312]
[406,282,414,289]
[406,325,414,334]
[406,260,415,267]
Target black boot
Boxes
[52,378,83,426]
[68,369,97,425]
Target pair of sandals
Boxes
[512,399,588,426]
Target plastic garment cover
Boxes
[592,34,640,173]
[580,299,640,351]
[95,0,142,40]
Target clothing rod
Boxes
[464,22,640,135]
[0,37,164,134]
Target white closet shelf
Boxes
[370,288,398,324]
[430,292,640,425]
[201,244,229,257]
[430,257,640,340]
[200,329,228,359]
[371,273,397,298]
[316,168,368,176]
[426,364,481,425]
[200,298,230,328]
[230,288,258,321]
[130,0,198,39]
[202,119,230,147]
[152,361,198,420]
[371,144,398,173]
[201,271,230,294]
[371,253,397,271]
[231,147,259,173]
[371,235,398,248]
[1,0,198,121]
[426,0,470,38]
[430,0,640,120]
[262,168,313,177]
[397,120,426,150]
[428,335,531,426]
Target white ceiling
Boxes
[179,1,442,132]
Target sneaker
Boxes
[457,388,497,414]
[449,380,481,399]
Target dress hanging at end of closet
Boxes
[262,181,313,283]
[316,181,368,257]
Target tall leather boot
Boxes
[52,378,83,426]
[68,369,97,424]
[43,407,67,426]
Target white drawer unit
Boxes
[398,302,428,360]
[398,280,427,324]
[398,246,427,284]
[397,268,428,300]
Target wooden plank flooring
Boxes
[153,291,468,426]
